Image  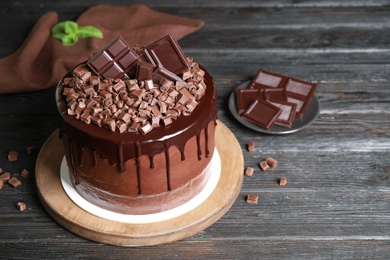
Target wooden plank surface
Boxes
[0,0,389,259]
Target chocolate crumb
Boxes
[244,167,254,177]
[246,194,259,204]
[8,151,19,161]
[259,161,269,171]
[247,141,255,152]
[279,177,287,186]
[8,177,21,188]
[21,169,30,179]
[17,202,27,212]
[266,157,278,168]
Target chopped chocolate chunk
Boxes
[8,177,21,188]
[21,169,30,179]
[246,194,259,204]
[0,172,11,183]
[266,157,278,168]
[244,167,254,177]
[247,141,255,152]
[8,151,19,161]
[259,161,270,171]
[279,177,287,186]
[17,202,27,212]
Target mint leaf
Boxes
[51,21,103,46]
[78,26,103,39]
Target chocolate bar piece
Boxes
[248,69,286,89]
[146,34,189,74]
[235,89,262,115]
[88,36,140,79]
[284,78,316,118]
[268,99,297,128]
[242,99,282,130]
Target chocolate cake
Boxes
[56,35,217,215]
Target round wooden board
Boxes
[35,120,244,246]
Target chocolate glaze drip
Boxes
[57,67,217,195]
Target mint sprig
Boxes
[51,21,103,46]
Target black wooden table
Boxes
[1,1,390,259]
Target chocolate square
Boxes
[146,34,189,75]
[242,99,282,130]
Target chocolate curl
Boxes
[0,5,204,94]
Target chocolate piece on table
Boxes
[279,177,288,186]
[284,78,317,118]
[17,202,27,212]
[88,36,140,79]
[268,99,297,128]
[244,167,254,177]
[235,89,262,115]
[246,194,259,204]
[8,151,19,161]
[242,99,282,130]
[8,177,22,188]
[248,69,286,89]
[146,34,189,75]
[259,161,270,171]
[247,141,255,152]
[266,157,278,168]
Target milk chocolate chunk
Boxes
[279,177,287,186]
[146,34,189,75]
[268,99,297,128]
[247,141,255,152]
[249,69,286,89]
[8,151,19,161]
[136,60,154,81]
[242,99,282,130]
[246,194,259,204]
[284,78,317,118]
[235,89,262,115]
[8,177,22,188]
[244,167,254,177]
[17,202,27,212]
[266,157,278,168]
[88,36,139,79]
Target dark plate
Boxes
[228,81,320,134]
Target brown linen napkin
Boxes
[0,4,204,94]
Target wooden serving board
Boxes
[35,120,244,246]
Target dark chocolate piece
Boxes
[284,78,317,118]
[146,34,189,74]
[235,89,262,115]
[262,88,287,101]
[248,69,286,89]
[242,99,281,130]
[268,99,297,128]
[87,36,140,79]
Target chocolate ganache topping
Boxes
[56,35,217,195]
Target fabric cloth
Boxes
[0,5,203,94]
